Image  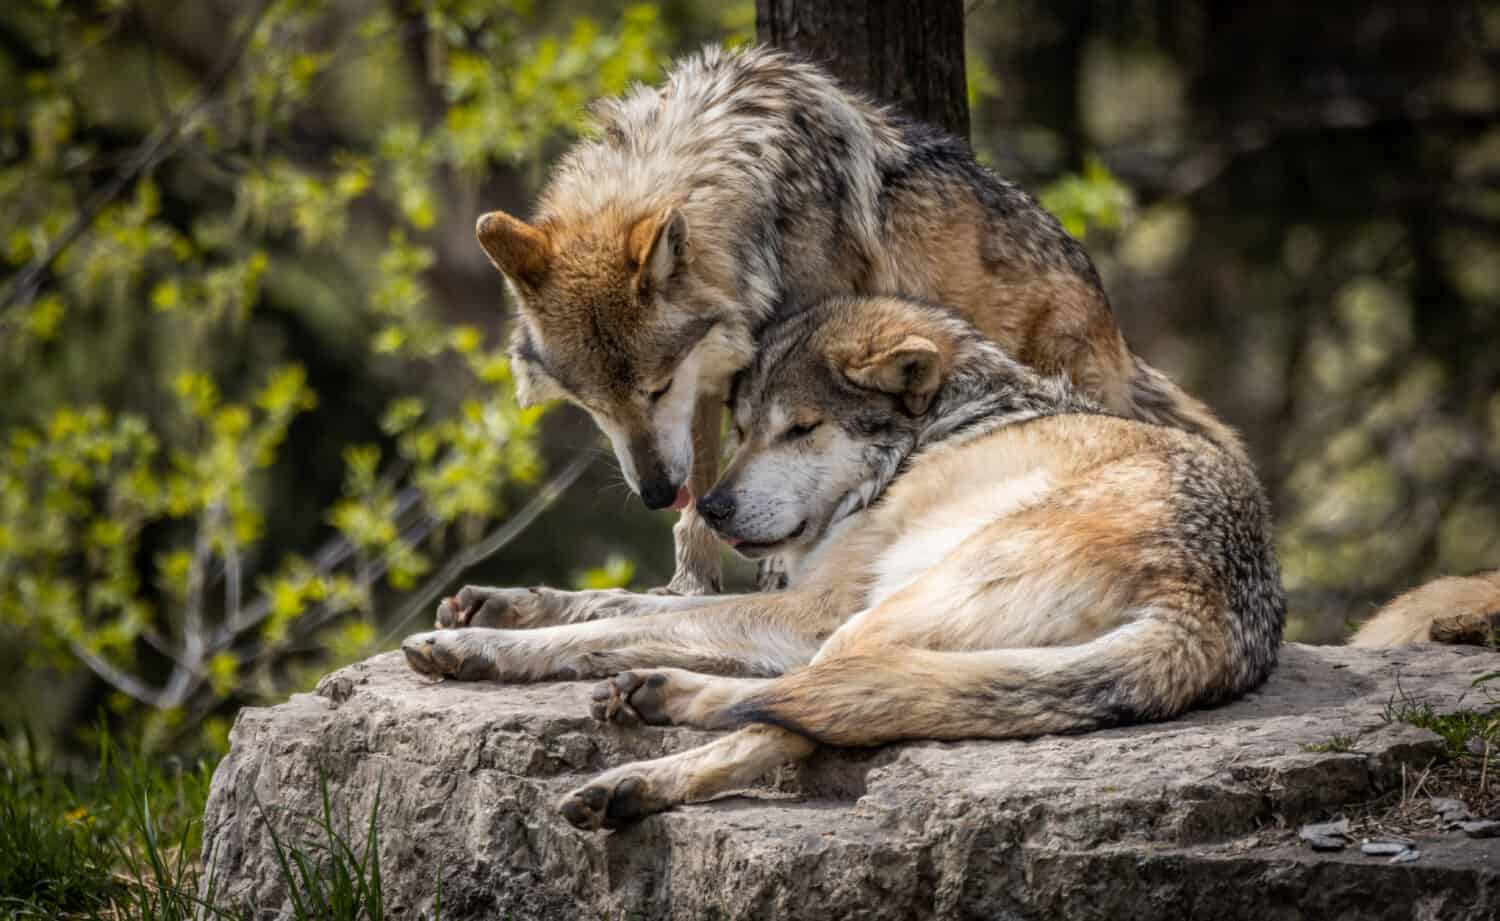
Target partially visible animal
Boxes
[471,44,1242,595]
[401,296,1285,830]
[1350,568,1500,647]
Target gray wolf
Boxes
[1350,568,1500,646]
[402,295,1285,830]
[472,44,1242,594]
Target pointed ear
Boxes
[841,334,945,416]
[627,208,688,295]
[476,211,550,288]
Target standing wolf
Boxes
[403,296,1286,829]
[474,45,1241,595]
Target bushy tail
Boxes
[727,618,1262,746]
[1350,569,1500,647]
[1127,354,1248,464]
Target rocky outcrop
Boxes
[202,643,1500,920]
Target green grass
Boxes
[0,725,213,918]
[1381,672,1500,762]
[1300,732,1360,754]
[0,726,438,920]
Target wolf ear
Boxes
[628,208,688,295]
[476,211,550,289]
[841,335,945,416]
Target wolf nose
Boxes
[696,491,736,528]
[640,477,681,511]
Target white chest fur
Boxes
[865,470,1052,609]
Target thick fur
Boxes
[1350,568,1500,647]
[403,296,1285,830]
[474,45,1243,593]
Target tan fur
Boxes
[1350,569,1500,647]
[474,46,1244,595]
[405,296,1283,830]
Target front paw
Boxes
[590,671,675,725]
[434,586,549,629]
[558,772,665,831]
[401,630,500,681]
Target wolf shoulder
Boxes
[903,410,1262,501]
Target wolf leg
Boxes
[589,668,773,728]
[556,724,815,830]
[756,556,790,591]
[719,617,1226,746]
[1431,608,1500,645]
[1350,570,1500,647]
[434,585,723,630]
[403,589,837,682]
[665,396,725,596]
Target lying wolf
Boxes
[473,44,1242,594]
[1351,568,1500,647]
[402,295,1286,830]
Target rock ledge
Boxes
[202,643,1500,920]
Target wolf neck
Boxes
[918,342,1089,453]
[829,342,1092,526]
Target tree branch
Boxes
[0,0,273,322]
[379,452,595,644]
[69,639,163,709]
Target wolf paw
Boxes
[434,586,548,629]
[557,773,662,831]
[400,630,499,681]
[662,568,721,596]
[590,671,675,725]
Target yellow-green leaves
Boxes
[573,556,636,591]
[207,652,240,697]
[441,5,666,170]
[0,0,656,740]
[1040,156,1135,239]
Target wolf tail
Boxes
[1350,569,1500,647]
[1125,354,1248,464]
[726,617,1260,746]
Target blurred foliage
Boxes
[2,0,1497,758]
[0,723,215,917]
[0,0,674,748]
[1039,155,1134,237]
[1,722,429,919]
[968,0,1500,641]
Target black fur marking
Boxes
[725,699,823,742]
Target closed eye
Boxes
[647,378,673,404]
[783,420,822,442]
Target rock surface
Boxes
[202,642,1500,920]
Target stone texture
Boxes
[202,643,1500,920]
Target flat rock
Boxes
[202,642,1500,920]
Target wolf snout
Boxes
[696,490,736,529]
[640,477,685,511]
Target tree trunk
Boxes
[756,0,969,141]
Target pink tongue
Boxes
[670,486,692,511]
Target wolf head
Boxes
[697,297,969,558]
[476,207,749,509]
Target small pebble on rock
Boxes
[1300,818,1351,851]
[1430,797,1472,825]
[1459,819,1500,839]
